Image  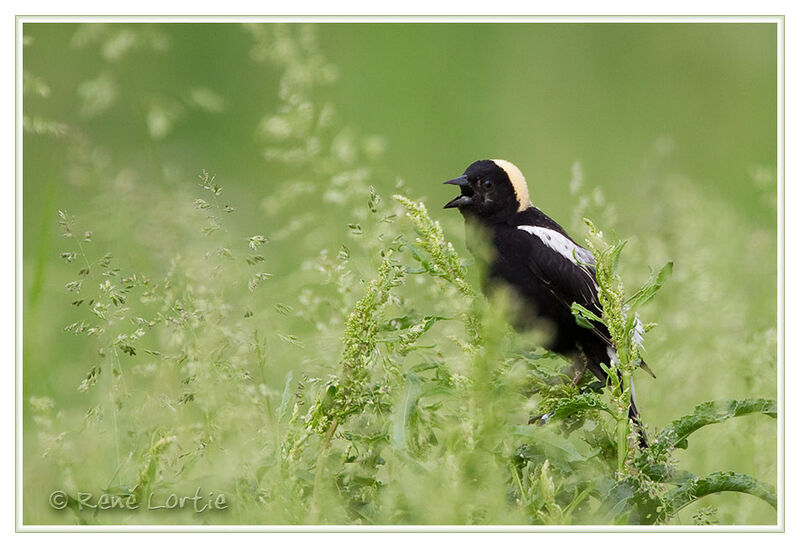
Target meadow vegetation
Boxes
[22,23,778,526]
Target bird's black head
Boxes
[443,159,532,223]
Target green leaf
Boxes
[380,314,448,331]
[562,482,595,522]
[601,476,666,525]
[608,239,628,270]
[651,398,777,452]
[626,261,673,309]
[665,471,777,513]
[400,237,433,274]
[549,392,614,420]
[571,302,604,329]
[391,377,422,452]
[639,463,696,485]
[515,427,600,463]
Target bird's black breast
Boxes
[488,227,576,330]
[477,208,604,356]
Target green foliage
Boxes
[627,261,674,309]
[40,181,777,526]
[392,196,474,298]
[23,23,777,527]
[665,472,777,514]
[650,398,777,452]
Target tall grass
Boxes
[23,23,778,526]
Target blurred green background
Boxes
[22,22,778,525]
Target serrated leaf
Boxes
[651,398,777,452]
[549,392,614,420]
[665,471,777,513]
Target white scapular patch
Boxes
[606,346,618,364]
[492,159,532,211]
[517,225,596,267]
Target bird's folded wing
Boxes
[500,224,613,347]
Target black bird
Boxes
[443,159,647,442]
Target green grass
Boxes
[22,22,778,526]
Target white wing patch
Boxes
[517,225,595,267]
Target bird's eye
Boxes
[481,180,494,191]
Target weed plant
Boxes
[23,24,778,526]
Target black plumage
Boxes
[443,159,646,441]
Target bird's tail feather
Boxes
[628,382,648,447]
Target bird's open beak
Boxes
[443,176,473,209]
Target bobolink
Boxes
[443,159,647,442]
